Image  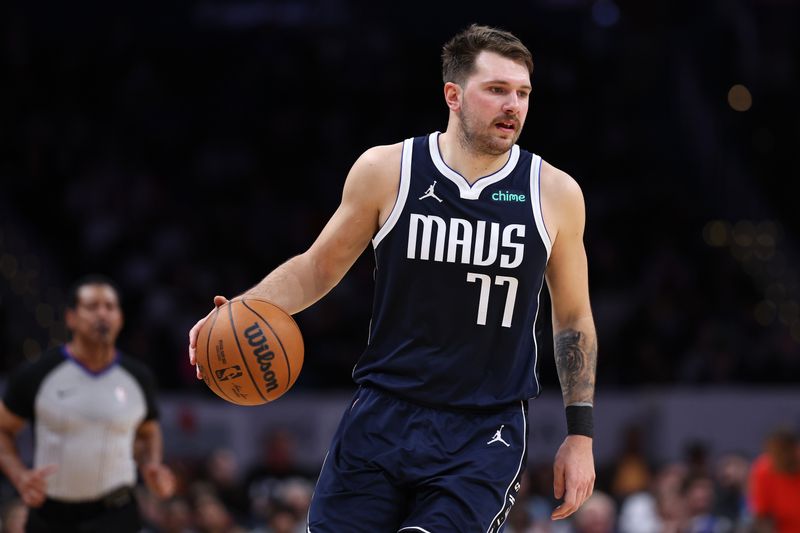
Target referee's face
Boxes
[67,283,124,346]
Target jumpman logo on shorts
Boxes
[487,425,510,447]
[419,181,443,202]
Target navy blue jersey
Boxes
[353,132,552,409]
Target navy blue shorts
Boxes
[307,386,528,532]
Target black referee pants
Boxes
[25,486,142,533]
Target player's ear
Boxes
[444,82,462,111]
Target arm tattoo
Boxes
[554,328,597,405]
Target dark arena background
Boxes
[1,0,799,531]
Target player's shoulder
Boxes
[538,159,586,237]
[344,142,405,200]
[353,142,404,173]
[540,159,583,201]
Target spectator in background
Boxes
[247,501,303,533]
[748,428,800,533]
[0,498,27,533]
[158,496,197,533]
[610,425,653,502]
[684,441,711,479]
[202,448,250,523]
[0,275,175,532]
[712,452,749,526]
[618,462,687,533]
[192,485,246,533]
[681,475,732,533]
[245,429,314,523]
[572,491,616,533]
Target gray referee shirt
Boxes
[3,346,159,502]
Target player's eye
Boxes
[489,86,505,94]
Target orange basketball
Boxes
[196,298,304,406]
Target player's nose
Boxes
[502,93,521,114]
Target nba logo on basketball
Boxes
[197,298,304,405]
[214,365,243,381]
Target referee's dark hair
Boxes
[67,274,121,309]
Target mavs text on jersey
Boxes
[353,132,552,409]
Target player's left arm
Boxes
[134,420,176,499]
[541,162,597,520]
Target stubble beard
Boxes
[456,102,521,157]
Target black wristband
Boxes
[566,405,594,438]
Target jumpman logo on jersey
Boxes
[487,425,510,447]
[419,181,443,202]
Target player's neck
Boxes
[66,339,117,371]
[438,129,511,184]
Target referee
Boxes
[0,275,175,532]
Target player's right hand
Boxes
[17,464,58,507]
[188,295,228,379]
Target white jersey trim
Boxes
[428,132,520,201]
[373,138,413,248]
[399,527,434,533]
[529,154,552,259]
[530,275,546,397]
[486,401,527,533]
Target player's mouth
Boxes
[494,120,517,133]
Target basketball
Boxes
[196,298,304,406]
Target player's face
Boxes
[66,283,123,345]
[457,51,531,155]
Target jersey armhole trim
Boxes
[530,154,552,259]
[372,138,413,248]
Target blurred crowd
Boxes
[2,0,800,394]
[2,424,798,533]
[2,1,799,532]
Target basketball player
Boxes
[190,24,597,531]
[0,275,176,532]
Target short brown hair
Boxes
[441,24,533,85]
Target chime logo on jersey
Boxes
[406,214,525,268]
[491,190,527,202]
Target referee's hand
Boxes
[142,462,176,500]
[17,464,58,508]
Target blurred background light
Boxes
[728,84,753,112]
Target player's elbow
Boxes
[552,307,595,330]
[304,251,345,297]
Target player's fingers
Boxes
[190,299,226,362]
[581,478,595,506]
[551,483,579,520]
[188,321,202,365]
[552,461,565,499]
